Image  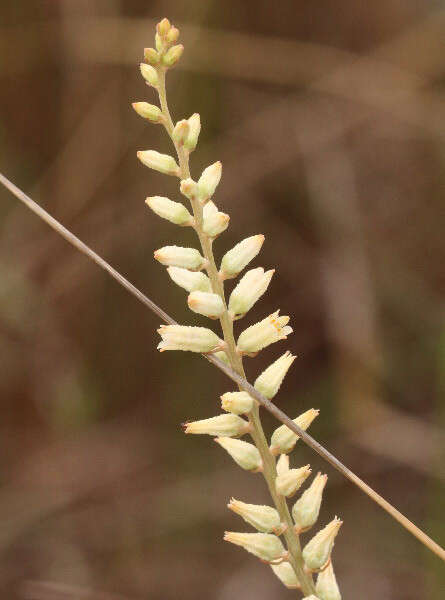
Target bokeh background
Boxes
[0,1,444,599]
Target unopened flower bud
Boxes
[155,33,166,53]
[144,47,159,65]
[162,44,184,67]
[157,325,222,353]
[154,246,206,271]
[271,562,300,589]
[146,196,192,226]
[139,63,158,86]
[166,26,180,43]
[184,414,248,437]
[276,453,290,475]
[213,350,230,365]
[276,465,311,497]
[292,473,328,532]
[224,532,285,562]
[229,267,274,318]
[157,17,171,36]
[315,561,341,600]
[228,499,280,533]
[270,408,319,454]
[137,150,179,176]
[132,102,162,123]
[203,211,230,238]
[184,113,201,151]
[180,177,198,200]
[215,437,262,471]
[237,310,292,354]
[172,119,190,145]
[167,266,211,293]
[188,291,225,318]
[221,391,254,415]
[254,351,296,399]
[220,235,265,279]
[302,518,343,571]
[197,161,222,202]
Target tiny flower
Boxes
[221,391,254,415]
[254,351,296,399]
[270,408,319,454]
[224,532,285,562]
[203,211,230,237]
[137,150,180,176]
[302,518,343,571]
[180,177,198,200]
[154,246,206,270]
[292,473,328,532]
[316,561,341,600]
[187,291,225,318]
[144,47,159,65]
[162,44,184,67]
[166,26,179,43]
[184,414,248,437]
[271,562,300,589]
[276,465,311,497]
[157,325,222,353]
[132,102,162,123]
[228,267,274,318]
[155,32,167,53]
[167,266,212,293]
[237,310,292,355]
[146,196,192,226]
[228,499,280,533]
[197,161,222,202]
[139,63,158,86]
[215,437,262,471]
[276,453,290,476]
[184,113,201,151]
[220,235,265,279]
[172,119,190,145]
[156,17,171,36]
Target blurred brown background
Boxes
[0,1,444,599]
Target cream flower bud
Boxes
[271,562,300,589]
[184,414,248,437]
[228,268,274,318]
[292,473,328,532]
[157,17,171,36]
[144,47,159,65]
[188,291,225,318]
[166,27,179,43]
[220,235,265,279]
[139,63,158,86]
[270,408,319,454]
[154,246,205,270]
[254,351,296,399]
[237,310,292,355]
[157,325,222,353]
[162,44,184,67]
[221,391,254,415]
[276,465,311,497]
[203,211,230,238]
[180,177,198,200]
[276,453,290,476]
[184,113,201,151]
[155,32,166,53]
[137,150,180,176]
[132,102,162,123]
[215,437,262,471]
[197,161,222,202]
[167,266,212,293]
[146,196,192,226]
[172,119,190,145]
[224,532,285,562]
[316,561,341,600]
[228,499,280,533]
[303,518,342,571]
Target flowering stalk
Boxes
[134,18,342,598]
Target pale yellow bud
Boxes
[139,63,158,87]
[172,119,190,145]
[254,351,296,399]
[220,235,265,279]
[213,350,230,365]
[157,324,222,353]
[215,437,262,471]
[154,246,205,270]
[180,177,198,200]
[157,18,171,36]
[167,266,211,293]
[183,414,248,437]
[166,27,180,43]
[203,211,230,238]
[276,465,311,497]
[316,561,341,600]
[197,161,222,201]
[144,47,159,65]
[162,44,184,67]
[132,102,162,123]
[188,291,225,318]
[237,310,292,354]
[221,391,254,415]
[271,562,300,589]
[146,196,192,226]
[276,453,290,476]
[302,518,342,571]
[292,473,328,532]
[228,499,280,533]
[270,408,319,454]
[224,532,285,562]
[137,150,180,176]
[155,32,166,53]
[184,113,201,151]
[228,267,274,318]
